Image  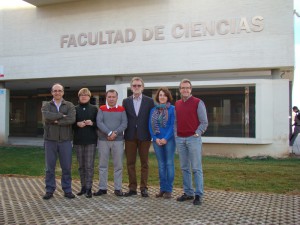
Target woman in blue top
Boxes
[149,87,175,199]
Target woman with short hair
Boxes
[73,88,98,198]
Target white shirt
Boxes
[133,94,142,116]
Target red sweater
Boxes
[175,96,200,137]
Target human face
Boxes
[79,94,90,104]
[131,80,144,97]
[158,90,168,104]
[106,91,118,108]
[179,82,192,100]
[51,84,64,101]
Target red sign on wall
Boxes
[0,66,4,78]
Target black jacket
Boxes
[122,95,154,141]
[73,103,98,145]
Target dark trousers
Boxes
[125,139,151,191]
[44,140,73,193]
[290,126,300,146]
[74,144,96,189]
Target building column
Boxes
[0,87,9,144]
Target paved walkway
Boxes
[0,176,299,225]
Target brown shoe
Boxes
[163,192,172,199]
[155,191,165,198]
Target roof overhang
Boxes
[22,0,88,7]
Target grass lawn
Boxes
[0,146,299,194]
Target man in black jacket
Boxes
[122,77,154,197]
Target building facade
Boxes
[0,0,295,157]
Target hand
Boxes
[107,136,113,141]
[84,120,93,126]
[160,139,167,145]
[107,131,117,141]
[77,121,86,128]
[156,139,164,146]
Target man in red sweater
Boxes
[175,79,208,205]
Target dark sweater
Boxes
[73,103,98,145]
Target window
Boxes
[129,85,255,138]
[192,86,255,138]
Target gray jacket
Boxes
[41,99,76,141]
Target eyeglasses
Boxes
[132,84,142,88]
[180,87,191,90]
[52,90,63,93]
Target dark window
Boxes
[129,86,255,138]
[192,86,255,138]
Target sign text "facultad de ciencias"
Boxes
[60,16,264,48]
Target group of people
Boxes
[41,77,208,206]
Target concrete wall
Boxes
[0,89,9,144]
[0,0,294,80]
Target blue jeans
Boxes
[153,138,175,193]
[176,136,203,197]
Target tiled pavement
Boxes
[0,176,299,225]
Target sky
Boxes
[293,0,300,108]
[0,0,300,107]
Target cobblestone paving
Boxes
[0,176,299,225]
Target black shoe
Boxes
[93,189,107,196]
[43,192,53,200]
[177,193,194,202]
[85,189,92,198]
[193,195,202,205]
[124,190,137,197]
[77,187,86,196]
[114,190,124,197]
[141,189,149,197]
[64,192,75,199]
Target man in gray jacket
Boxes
[41,83,76,200]
[95,89,127,197]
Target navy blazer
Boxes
[122,94,154,141]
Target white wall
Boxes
[0,0,294,80]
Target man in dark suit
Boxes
[122,77,154,197]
